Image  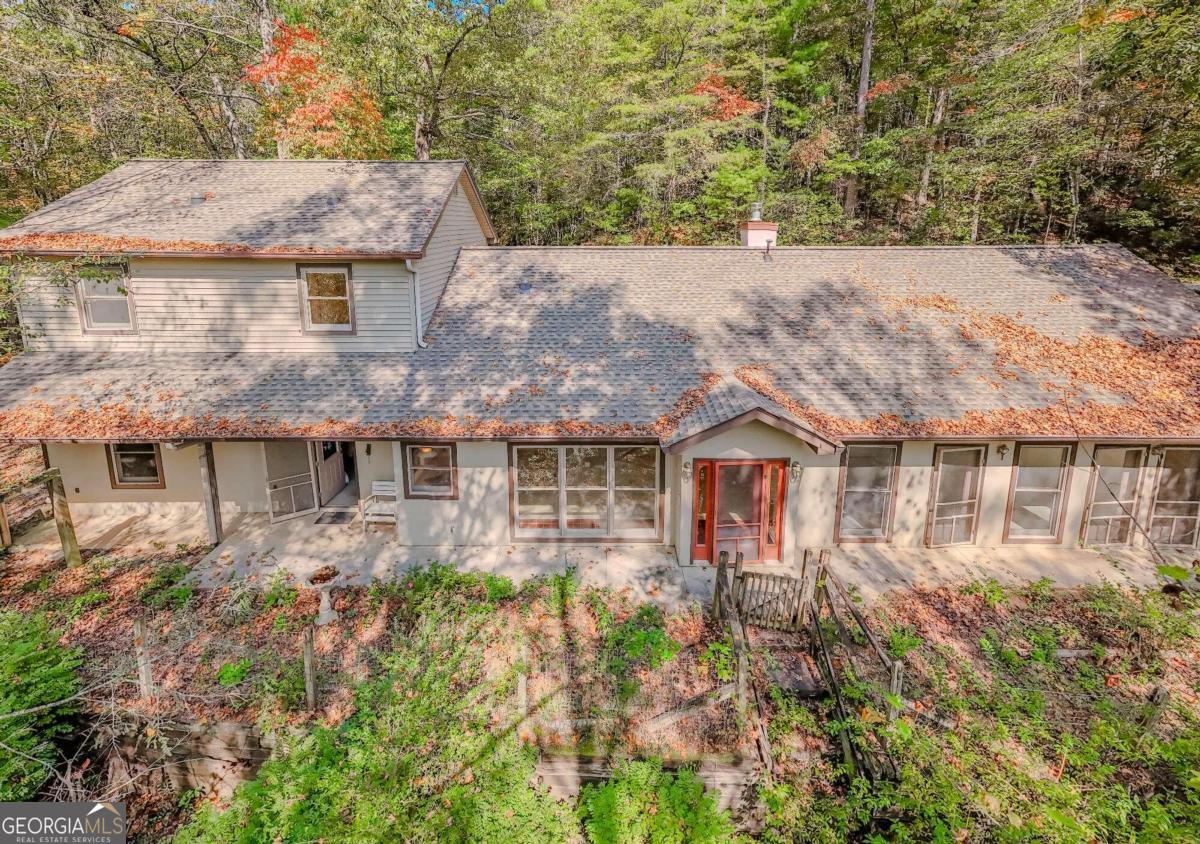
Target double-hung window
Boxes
[297,264,354,333]
[928,445,986,546]
[1004,444,1073,542]
[836,444,899,542]
[404,444,457,499]
[77,265,135,333]
[513,445,660,539]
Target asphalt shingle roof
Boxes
[0,244,1197,444]
[0,159,471,257]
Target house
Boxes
[1,159,1198,568]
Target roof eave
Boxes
[0,248,425,260]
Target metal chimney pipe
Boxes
[750,201,763,222]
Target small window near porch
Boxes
[836,444,899,542]
[106,443,164,489]
[297,265,354,333]
[77,265,135,333]
[404,443,457,499]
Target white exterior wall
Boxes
[412,179,489,332]
[45,441,267,520]
[354,441,395,500]
[20,258,416,352]
[672,425,1107,564]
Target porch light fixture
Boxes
[681,460,693,481]
[789,461,802,483]
[995,444,1010,459]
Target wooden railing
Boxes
[711,551,775,776]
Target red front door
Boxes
[692,459,786,563]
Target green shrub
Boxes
[603,605,680,677]
[140,562,192,609]
[216,658,253,687]
[885,624,923,660]
[0,611,82,801]
[261,569,298,610]
[699,638,735,682]
[578,759,735,844]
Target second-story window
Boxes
[77,265,135,333]
[297,264,355,333]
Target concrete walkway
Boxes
[680,543,1179,607]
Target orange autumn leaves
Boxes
[244,23,386,159]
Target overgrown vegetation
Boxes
[578,759,736,844]
[0,610,82,801]
[761,581,1200,842]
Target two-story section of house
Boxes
[1,159,1199,570]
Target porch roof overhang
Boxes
[663,407,840,455]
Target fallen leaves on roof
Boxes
[734,278,1200,438]
[0,232,367,256]
[0,373,723,443]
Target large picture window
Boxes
[1149,448,1200,547]
[512,444,660,539]
[1005,444,1074,542]
[297,264,354,333]
[836,444,899,542]
[1082,446,1146,546]
[77,265,135,333]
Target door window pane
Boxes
[1084,447,1144,545]
[694,463,710,550]
[1149,449,1200,547]
[930,447,984,546]
[838,445,898,539]
[1007,445,1070,539]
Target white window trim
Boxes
[296,264,356,334]
[512,444,660,540]
[76,264,137,335]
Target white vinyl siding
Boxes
[20,258,415,352]
[412,178,489,332]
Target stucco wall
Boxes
[45,441,267,519]
[354,441,395,499]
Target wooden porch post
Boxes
[197,442,223,545]
[0,497,12,549]
[47,470,82,567]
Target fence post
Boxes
[303,626,318,711]
[713,551,729,618]
[733,552,745,606]
[0,498,11,549]
[888,660,905,722]
[133,619,154,699]
[48,472,82,568]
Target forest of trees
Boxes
[1,0,1197,275]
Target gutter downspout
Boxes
[406,258,428,349]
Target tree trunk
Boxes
[842,0,876,219]
[917,86,948,207]
[255,0,288,158]
[414,110,432,161]
[212,75,247,159]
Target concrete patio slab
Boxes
[189,514,698,610]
